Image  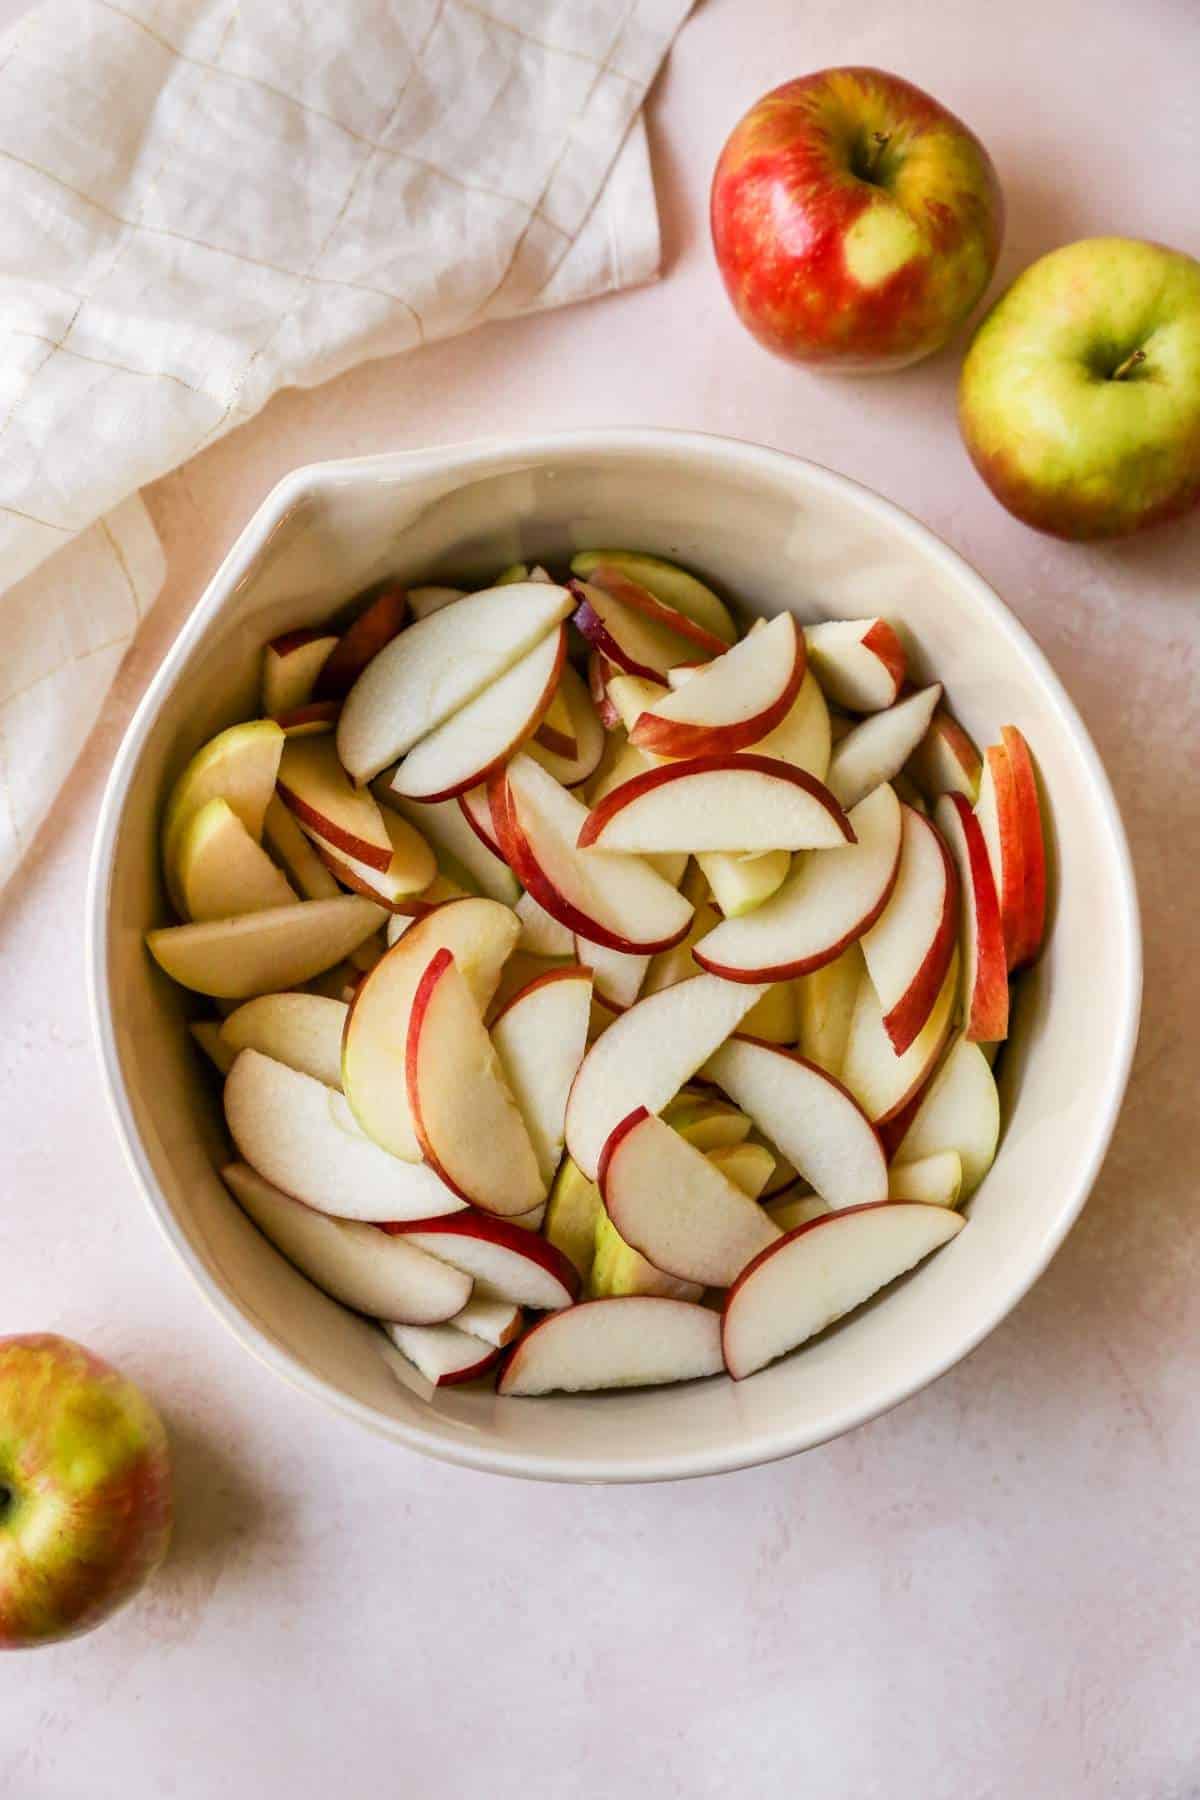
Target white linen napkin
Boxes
[0,0,691,889]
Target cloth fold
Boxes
[0,0,690,888]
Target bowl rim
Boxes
[86,427,1143,1484]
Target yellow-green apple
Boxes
[0,1335,171,1649]
[959,238,1200,538]
[710,67,1003,372]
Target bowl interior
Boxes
[92,434,1139,1482]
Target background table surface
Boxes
[3,2,1198,1796]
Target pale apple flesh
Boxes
[498,1297,723,1396]
[858,803,959,1054]
[569,550,738,645]
[804,619,905,712]
[384,1322,500,1387]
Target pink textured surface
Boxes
[1,2,1197,1794]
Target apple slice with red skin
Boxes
[577,753,852,855]
[804,619,906,712]
[533,684,578,759]
[935,792,1008,1042]
[384,1322,501,1387]
[703,1034,888,1211]
[565,972,769,1181]
[491,965,593,1186]
[1000,726,1047,969]
[380,785,520,907]
[588,651,622,730]
[908,708,982,803]
[490,754,693,955]
[628,613,805,760]
[262,629,338,716]
[382,1212,578,1311]
[694,782,903,982]
[840,948,959,1124]
[307,806,437,911]
[146,896,386,999]
[570,550,738,645]
[277,734,394,871]
[406,948,546,1216]
[722,1201,964,1380]
[858,804,959,1055]
[313,584,408,701]
[498,1296,723,1395]
[975,741,1025,970]
[223,1162,471,1324]
[826,684,943,811]
[571,580,717,684]
[273,700,342,737]
[579,563,730,659]
[390,626,566,802]
[458,783,504,858]
[451,1293,524,1349]
[599,1108,781,1288]
[526,663,606,787]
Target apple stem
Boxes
[1111,349,1146,381]
[862,131,891,179]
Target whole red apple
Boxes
[710,67,1003,372]
[0,1335,171,1649]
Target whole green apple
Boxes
[959,237,1200,538]
[0,1335,171,1649]
[710,67,1003,372]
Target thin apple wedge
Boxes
[694,782,902,981]
[525,662,605,787]
[406,949,546,1216]
[176,797,297,921]
[572,580,715,683]
[262,795,341,901]
[458,783,504,858]
[804,618,906,712]
[313,585,408,701]
[343,896,520,1161]
[794,942,863,1077]
[1000,726,1047,970]
[697,848,791,919]
[277,735,394,871]
[381,787,519,906]
[383,1213,578,1311]
[576,563,730,659]
[565,973,768,1180]
[570,550,738,645]
[858,804,959,1054]
[390,625,566,802]
[308,806,437,910]
[703,1035,888,1210]
[384,1322,500,1386]
[451,1293,524,1348]
[628,613,805,759]
[599,1108,781,1288]
[587,1214,703,1302]
[748,669,832,780]
[498,1296,723,1396]
[588,651,622,730]
[705,1140,775,1199]
[491,965,593,1186]
[722,1201,964,1379]
[663,1090,753,1152]
[161,719,285,911]
[533,678,578,758]
[935,792,1008,1043]
[577,754,852,855]
[147,895,386,998]
[826,684,943,810]
[763,1192,830,1232]
[908,708,982,803]
[976,741,1024,971]
[892,1034,1000,1197]
[262,629,338,717]
[543,1157,605,1282]
[888,1150,963,1207]
[841,949,959,1125]
[220,992,347,1089]
[222,1162,469,1322]
[574,936,649,1011]
[337,581,573,781]
[514,889,574,958]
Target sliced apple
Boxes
[390,626,566,803]
[384,1322,500,1386]
[262,628,338,717]
[935,792,1008,1043]
[223,1162,470,1323]
[697,848,792,920]
[663,1090,752,1152]
[976,742,1025,971]
[175,796,297,922]
[574,936,648,1011]
[564,972,767,1181]
[161,719,285,911]
[384,874,471,944]
[342,896,520,1160]
[576,563,730,659]
[605,673,670,738]
[1001,726,1047,970]
[277,735,394,871]
[570,550,738,645]
[408,584,465,621]
[147,896,385,999]
[525,663,605,787]
[312,584,408,701]
[642,865,716,995]
[626,614,804,760]
[703,1035,887,1210]
[588,651,621,730]
[841,948,959,1124]
[451,1293,524,1348]
[763,1191,830,1232]
[491,965,593,1186]
[218,992,345,1089]
[748,669,832,781]
[262,795,341,901]
[577,753,852,857]
[383,1213,578,1311]
[224,1050,466,1221]
[571,580,714,684]
[804,618,906,712]
[908,707,982,803]
[190,1018,234,1075]
[892,1034,1000,1197]
[888,1150,963,1208]
[794,942,863,1077]
[492,754,693,955]
[273,700,341,738]
[458,783,504,858]
[722,1201,964,1379]
[381,787,519,907]
[705,1140,775,1199]
[499,1296,723,1396]
[337,582,573,781]
[533,679,578,759]
[406,949,545,1215]
[588,1213,703,1302]
[826,684,943,811]
[738,980,797,1045]
[694,782,902,982]
[514,889,574,958]
[858,804,958,1055]
[543,1157,604,1282]
[308,805,437,911]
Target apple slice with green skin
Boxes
[706,1140,775,1199]
[764,1191,830,1232]
[175,797,297,922]
[1000,726,1047,969]
[382,1213,578,1311]
[703,1035,888,1210]
[574,936,648,1011]
[406,949,545,1216]
[307,806,437,911]
[804,619,906,712]
[976,740,1027,970]
[491,754,693,955]
[384,1322,500,1386]
[694,782,902,982]
[888,1150,963,1207]
[722,1201,965,1380]
[577,754,853,855]
[892,1034,1000,1197]
[491,965,593,1187]
[576,564,730,660]
[381,787,519,906]
[343,896,519,1161]
[570,550,738,645]
[277,735,394,872]
[222,1162,469,1323]
[161,719,285,911]
[543,1157,604,1281]
[935,792,1008,1042]
[451,1293,523,1348]
[908,708,982,803]
[190,1018,234,1075]
[826,684,943,810]
[525,664,606,788]
[571,580,716,684]
[747,669,832,780]
[858,804,959,1055]
[337,582,572,781]
[841,948,959,1124]
[262,629,338,717]
[312,584,408,702]
[794,942,863,1077]
[219,993,347,1089]
[499,1296,723,1396]
[262,796,341,901]
[390,626,566,803]
[565,972,768,1181]
[147,895,385,999]
[697,848,791,919]
[628,614,805,760]
[408,585,465,621]
[224,1052,466,1222]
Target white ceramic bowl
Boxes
[88,430,1141,1484]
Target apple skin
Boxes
[0,1336,171,1649]
[711,67,1003,372]
[959,238,1200,539]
